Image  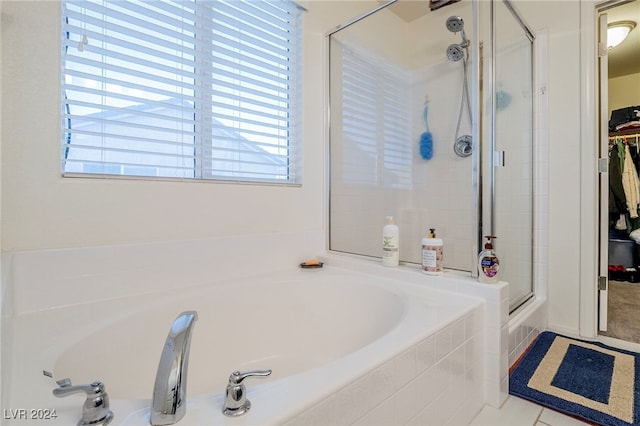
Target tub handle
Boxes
[53,379,114,426]
[229,369,272,384]
[223,369,272,417]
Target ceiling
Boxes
[382,0,430,22]
[605,0,640,78]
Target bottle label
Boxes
[480,256,499,277]
[382,246,398,259]
[422,245,443,272]
[383,235,398,261]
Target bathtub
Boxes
[4,265,486,425]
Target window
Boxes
[62,0,303,184]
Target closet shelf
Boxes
[609,128,640,144]
[610,128,640,138]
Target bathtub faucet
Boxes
[150,311,198,426]
[223,369,272,417]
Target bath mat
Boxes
[510,331,640,425]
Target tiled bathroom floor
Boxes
[471,396,590,426]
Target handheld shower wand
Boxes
[445,16,470,62]
[445,16,473,157]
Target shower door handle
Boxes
[495,150,505,167]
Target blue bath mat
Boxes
[510,331,640,425]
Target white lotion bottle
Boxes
[422,228,443,275]
[382,216,399,267]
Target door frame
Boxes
[598,12,609,332]
[580,0,638,340]
[578,0,601,340]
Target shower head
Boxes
[446,16,465,34]
[446,16,470,49]
[446,44,465,62]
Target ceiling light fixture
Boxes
[607,20,636,48]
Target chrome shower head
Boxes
[446,44,464,62]
[446,16,465,34]
[446,16,470,50]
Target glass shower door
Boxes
[327,1,477,271]
[491,1,535,311]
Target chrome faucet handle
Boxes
[229,369,272,384]
[53,379,114,426]
[223,369,272,417]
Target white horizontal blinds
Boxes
[381,71,412,189]
[62,0,302,183]
[205,0,302,182]
[340,43,412,188]
[62,0,198,178]
[341,48,379,186]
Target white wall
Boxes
[512,1,583,335]
[609,72,640,114]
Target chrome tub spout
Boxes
[150,311,198,425]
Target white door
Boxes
[598,12,609,332]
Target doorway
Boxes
[599,0,640,343]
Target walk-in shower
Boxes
[327,0,536,312]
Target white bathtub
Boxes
[4,265,485,425]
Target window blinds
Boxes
[340,43,412,189]
[62,0,303,183]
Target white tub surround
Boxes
[2,233,507,425]
[5,230,325,315]
[324,254,510,409]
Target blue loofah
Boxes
[420,132,433,159]
[419,104,433,160]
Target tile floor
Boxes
[471,396,590,426]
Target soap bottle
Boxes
[382,216,399,267]
[422,228,443,275]
[478,236,500,283]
